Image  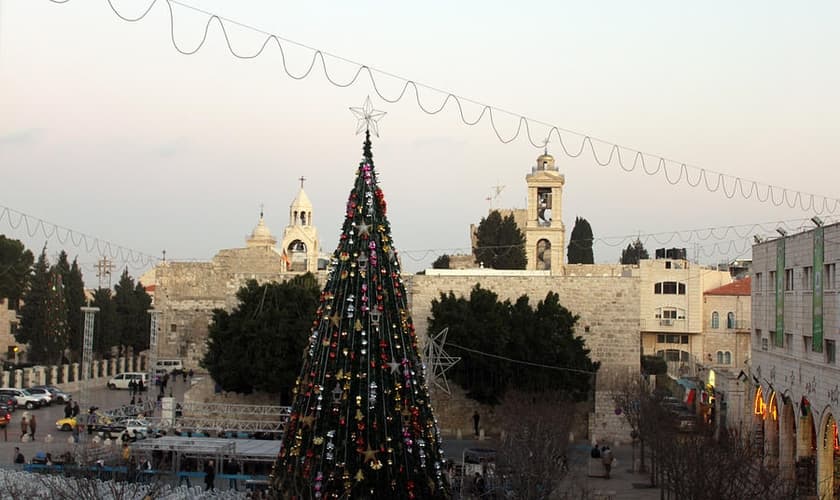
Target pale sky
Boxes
[1,1,838,284]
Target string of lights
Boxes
[446,342,596,375]
[0,204,158,270]
[0,201,831,274]
[44,0,840,214]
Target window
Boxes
[786,333,793,352]
[663,309,677,319]
[657,334,665,343]
[803,266,813,290]
[761,338,769,351]
[170,324,177,333]
[665,261,672,269]
[828,340,836,364]
[681,335,689,344]
[755,272,763,291]
[657,335,688,345]
[785,269,794,291]
[724,352,732,364]
[826,263,836,290]
[711,312,720,329]
[716,351,724,364]
[769,271,776,290]
[804,336,812,353]
[726,312,735,329]
[654,282,686,295]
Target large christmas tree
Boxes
[271,108,450,499]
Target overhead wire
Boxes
[43,0,840,214]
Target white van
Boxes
[154,359,185,375]
[107,372,149,390]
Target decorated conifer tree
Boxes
[271,100,450,499]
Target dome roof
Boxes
[536,152,556,170]
[246,212,277,248]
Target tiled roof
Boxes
[705,277,751,296]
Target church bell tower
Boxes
[525,151,565,271]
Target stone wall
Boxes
[406,271,640,443]
[0,298,19,358]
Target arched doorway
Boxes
[779,396,797,483]
[752,387,766,457]
[536,239,551,270]
[817,410,838,500]
[797,398,817,497]
[765,392,779,470]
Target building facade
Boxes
[639,257,733,377]
[751,222,840,498]
[0,299,19,363]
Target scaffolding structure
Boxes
[80,306,99,410]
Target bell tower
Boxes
[525,151,565,271]
[280,176,320,273]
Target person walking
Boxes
[72,422,80,444]
[28,414,37,441]
[72,401,80,418]
[601,446,614,479]
[472,411,480,437]
[64,401,73,419]
[204,459,216,490]
[20,415,28,440]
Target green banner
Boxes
[775,239,785,347]
[813,227,824,352]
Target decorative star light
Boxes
[424,327,460,395]
[350,96,386,137]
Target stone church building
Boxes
[144,184,325,366]
[147,154,648,443]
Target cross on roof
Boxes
[299,176,306,189]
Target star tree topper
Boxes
[350,96,386,137]
[425,327,460,395]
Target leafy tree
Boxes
[431,254,450,269]
[567,216,594,264]
[0,234,34,309]
[474,210,526,269]
[43,267,69,365]
[17,247,51,362]
[429,285,598,404]
[621,237,650,265]
[56,252,87,361]
[130,281,152,353]
[202,274,320,398]
[91,288,117,357]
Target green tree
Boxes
[43,267,69,364]
[56,252,87,361]
[17,247,51,362]
[621,237,650,265]
[130,281,152,353]
[474,210,526,269]
[431,254,450,269]
[202,274,319,397]
[0,235,34,309]
[429,286,598,404]
[567,216,594,264]
[91,288,117,357]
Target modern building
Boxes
[750,221,840,498]
[639,256,733,377]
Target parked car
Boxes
[0,388,46,410]
[100,418,154,441]
[0,394,16,412]
[32,385,72,404]
[107,372,149,390]
[0,403,11,427]
[25,387,55,406]
[154,359,185,376]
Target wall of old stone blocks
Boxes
[406,271,640,443]
[0,298,18,357]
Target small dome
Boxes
[536,153,556,170]
[246,213,277,248]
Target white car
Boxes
[100,418,153,441]
[0,388,46,410]
[107,372,149,390]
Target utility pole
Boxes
[95,258,115,289]
[148,309,161,386]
